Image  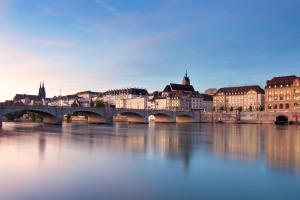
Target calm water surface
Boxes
[0,122,300,200]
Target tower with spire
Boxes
[38,81,46,100]
[182,69,190,86]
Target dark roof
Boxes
[201,94,213,101]
[266,75,299,88]
[76,91,101,96]
[52,95,79,101]
[14,94,41,101]
[104,88,148,96]
[163,83,195,93]
[215,85,265,95]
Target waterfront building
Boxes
[161,71,195,111]
[102,88,148,107]
[265,75,300,112]
[191,93,213,111]
[48,95,81,107]
[76,91,101,107]
[213,85,265,111]
[116,97,147,110]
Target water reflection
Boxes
[1,122,300,174]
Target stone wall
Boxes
[200,111,300,124]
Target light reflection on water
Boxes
[0,122,300,200]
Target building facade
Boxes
[213,85,265,111]
[161,71,195,111]
[265,75,300,112]
[116,97,147,110]
[102,88,148,107]
[191,93,213,111]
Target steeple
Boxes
[38,81,46,100]
[182,69,190,85]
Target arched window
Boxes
[285,104,290,109]
[279,104,283,109]
[273,104,277,109]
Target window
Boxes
[279,104,283,109]
[273,104,277,109]
[280,96,284,101]
[285,104,290,109]
[268,104,272,109]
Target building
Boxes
[191,93,213,111]
[265,75,300,112]
[161,71,195,111]
[76,91,101,107]
[213,85,265,111]
[147,92,168,110]
[48,95,81,107]
[102,88,148,106]
[116,97,147,110]
[13,82,47,106]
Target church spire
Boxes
[182,69,190,86]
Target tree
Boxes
[237,107,243,112]
[249,105,253,112]
[95,99,105,108]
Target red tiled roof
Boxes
[266,75,299,88]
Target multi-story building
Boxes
[265,75,300,112]
[213,85,265,111]
[162,71,195,111]
[191,93,213,111]
[102,88,148,107]
[76,91,102,107]
[116,97,147,110]
[48,95,81,107]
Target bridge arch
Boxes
[176,113,195,123]
[1,106,59,125]
[62,108,107,124]
[275,115,289,125]
[115,111,147,123]
[149,112,175,123]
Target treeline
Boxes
[4,111,43,122]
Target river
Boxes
[0,122,300,200]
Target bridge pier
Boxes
[43,116,63,125]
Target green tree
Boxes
[95,99,105,108]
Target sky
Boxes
[1,0,300,101]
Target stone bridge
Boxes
[0,105,201,127]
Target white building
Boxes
[102,88,148,106]
[116,97,147,109]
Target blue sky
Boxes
[1,0,300,101]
